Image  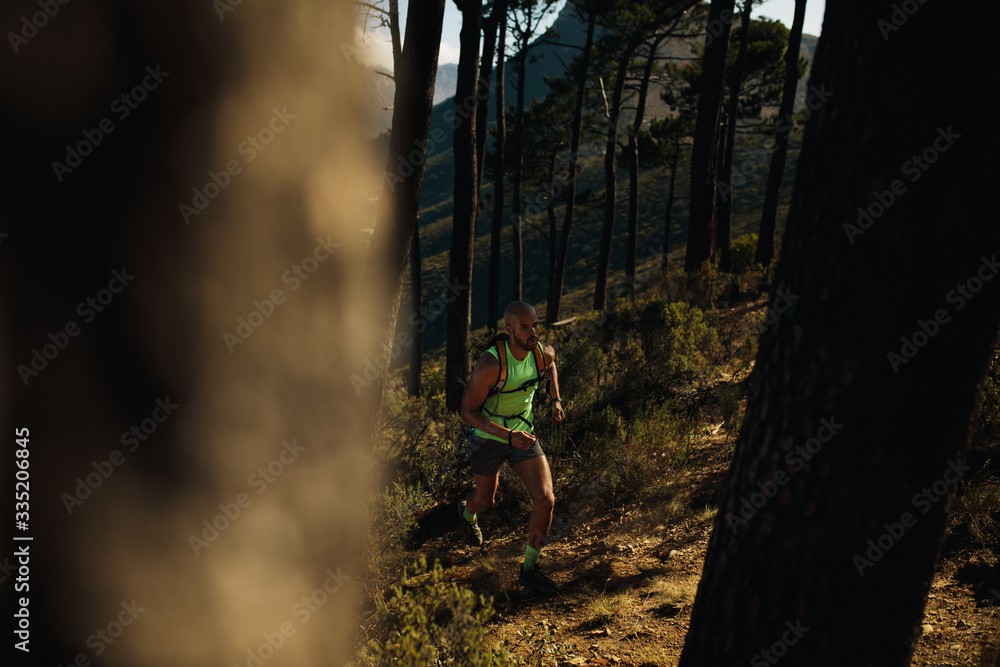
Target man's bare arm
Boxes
[542,343,565,423]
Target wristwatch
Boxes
[552,397,563,403]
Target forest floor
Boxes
[416,439,1000,666]
[408,330,1000,666]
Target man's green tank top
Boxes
[473,342,539,442]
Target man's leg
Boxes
[511,455,555,549]
[511,455,558,591]
[466,472,500,515]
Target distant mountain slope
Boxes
[363,63,459,135]
[372,3,821,351]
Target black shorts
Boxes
[466,430,545,477]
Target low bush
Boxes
[358,558,511,666]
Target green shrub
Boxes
[719,385,743,435]
[955,475,1000,544]
[638,300,721,385]
[729,233,760,275]
[375,481,431,553]
[358,558,512,666]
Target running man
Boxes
[457,301,566,593]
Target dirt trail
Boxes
[423,439,1000,667]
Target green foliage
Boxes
[678,16,791,127]
[955,475,1000,544]
[719,384,743,434]
[359,558,512,666]
[375,482,431,555]
[638,300,721,385]
[611,403,700,503]
[729,233,759,275]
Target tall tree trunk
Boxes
[511,6,533,302]
[717,0,752,273]
[407,223,423,396]
[488,6,508,331]
[476,1,503,199]
[546,152,558,309]
[714,112,731,271]
[548,10,596,324]
[388,0,402,63]
[625,39,660,296]
[593,32,641,311]
[681,1,1000,663]
[755,0,806,266]
[684,0,735,274]
[445,2,481,411]
[662,138,681,272]
[370,0,447,411]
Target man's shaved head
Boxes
[504,301,536,326]
[504,302,540,353]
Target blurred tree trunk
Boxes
[716,0,752,273]
[445,0,482,411]
[407,223,423,396]
[680,1,1000,663]
[593,31,641,311]
[755,0,805,266]
[488,3,508,331]
[625,38,661,296]
[684,0,735,273]
[548,9,596,324]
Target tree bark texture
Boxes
[681,2,1000,664]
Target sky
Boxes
[358,0,826,70]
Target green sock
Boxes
[523,544,541,571]
[463,506,477,524]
